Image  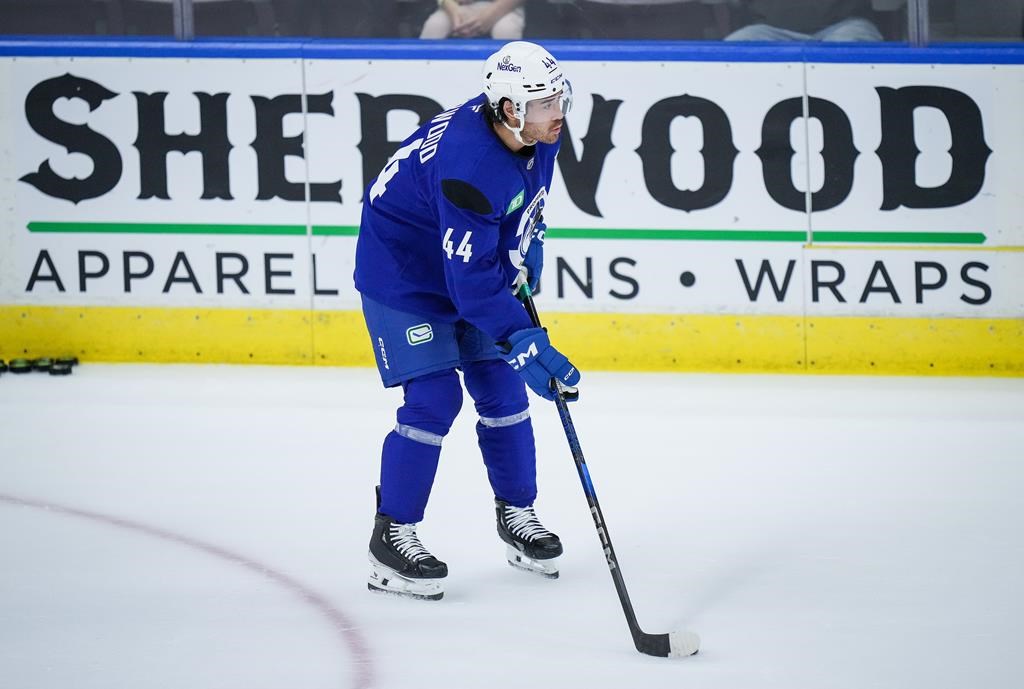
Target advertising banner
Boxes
[1,42,1021,373]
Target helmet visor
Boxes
[524,80,573,124]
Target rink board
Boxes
[0,40,1022,374]
[3,305,1021,376]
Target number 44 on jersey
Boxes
[443,228,474,263]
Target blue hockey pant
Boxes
[378,359,537,524]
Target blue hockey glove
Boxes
[498,327,580,402]
[522,220,545,293]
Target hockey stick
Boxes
[519,287,700,658]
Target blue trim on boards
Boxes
[1,36,1022,64]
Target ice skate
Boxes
[496,499,562,579]
[368,513,447,601]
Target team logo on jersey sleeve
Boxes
[507,188,547,271]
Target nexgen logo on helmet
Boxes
[483,41,572,143]
[498,55,522,73]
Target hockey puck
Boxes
[55,356,80,367]
[49,362,74,376]
[9,358,33,374]
[33,357,54,372]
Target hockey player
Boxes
[353,41,580,600]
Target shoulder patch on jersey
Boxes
[442,179,493,216]
[506,190,525,215]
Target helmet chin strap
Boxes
[502,118,537,146]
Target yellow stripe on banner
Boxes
[312,309,375,366]
[540,313,807,373]
[805,316,1024,376]
[0,306,318,365]
[1,305,1021,376]
[541,313,1024,375]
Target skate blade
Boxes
[506,545,559,579]
[368,558,444,601]
[367,581,444,601]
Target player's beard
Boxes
[522,118,563,145]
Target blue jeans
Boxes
[726,17,883,42]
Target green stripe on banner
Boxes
[812,231,986,244]
[26,222,986,244]
[546,228,807,241]
[547,228,987,244]
[28,221,309,236]
[313,226,360,236]
[27,222,363,237]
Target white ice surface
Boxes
[1,364,1023,689]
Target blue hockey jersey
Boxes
[354,94,558,343]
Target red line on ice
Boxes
[0,493,374,689]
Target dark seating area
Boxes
[0,0,179,36]
[0,0,1020,42]
[0,0,128,36]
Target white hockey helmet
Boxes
[482,41,572,126]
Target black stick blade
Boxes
[634,631,701,658]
